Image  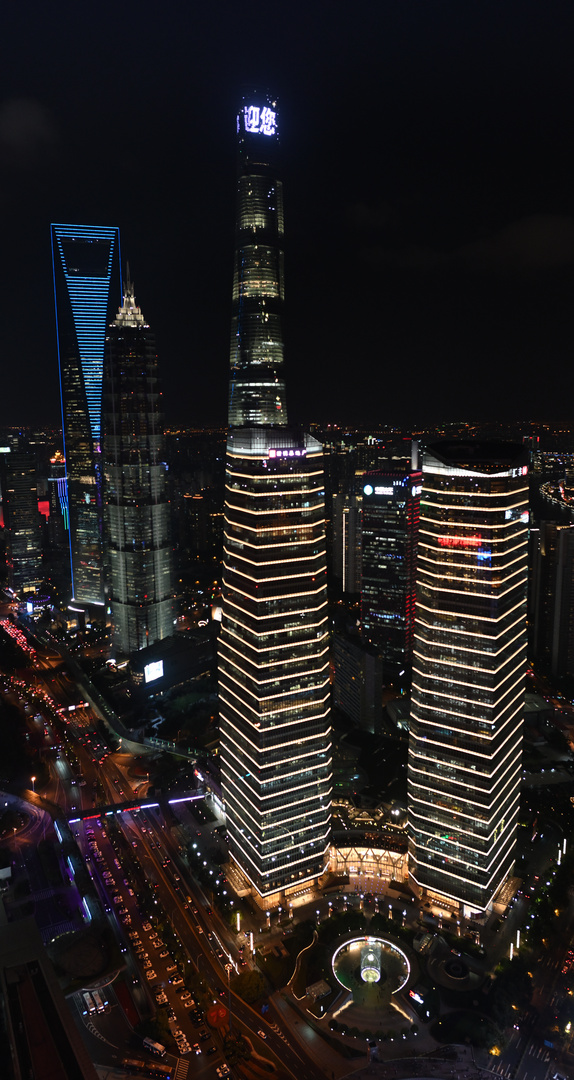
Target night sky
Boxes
[2,1,573,430]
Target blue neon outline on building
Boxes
[51,223,121,604]
[51,224,122,440]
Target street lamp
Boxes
[31,776,36,793]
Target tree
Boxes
[232,968,266,1004]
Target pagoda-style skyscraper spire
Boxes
[102,275,173,656]
[228,90,287,427]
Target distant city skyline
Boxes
[2,4,573,430]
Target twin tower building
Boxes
[53,93,528,917]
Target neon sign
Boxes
[244,105,277,136]
[437,534,482,548]
[268,447,306,458]
[144,660,164,684]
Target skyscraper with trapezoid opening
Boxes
[51,223,121,609]
[218,92,332,904]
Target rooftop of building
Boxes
[426,439,528,472]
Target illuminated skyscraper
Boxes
[408,442,528,913]
[361,444,422,680]
[1,439,42,596]
[218,94,332,901]
[51,223,121,608]
[228,92,286,428]
[102,278,173,656]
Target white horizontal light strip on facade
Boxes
[222,715,331,761]
[412,630,524,670]
[421,480,528,496]
[259,767,333,801]
[417,576,527,603]
[419,539,527,561]
[225,566,324,588]
[224,773,330,825]
[223,546,320,568]
[225,534,323,552]
[410,773,523,820]
[418,557,527,584]
[411,662,524,705]
[411,686,524,731]
[219,683,330,731]
[414,597,526,625]
[223,635,328,668]
[408,734,522,788]
[413,614,525,648]
[221,666,329,710]
[225,502,325,520]
[229,850,329,896]
[224,596,328,623]
[410,810,518,875]
[222,648,329,685]
[409,703,523,759]
[225,482,325,498]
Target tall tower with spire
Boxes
[218,93,332,904]
[228,91,287,428]
[102,274,173,656]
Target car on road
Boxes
[145,969,157,980]
[180,991,191,1002]
[142,922,152,930]
[192,1044,201,1055]
[257,1031,267,1040]
[206,1045,217,1055]
[217,1066,230,1078]
[199,1030,210,1041]
[183,998,194,1008]
[159,950,169,958]
[166,963,177,973]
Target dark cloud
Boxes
[0,97,58,167]
[363,215,574,276]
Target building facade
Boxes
[51,223,121,608]
[219,93,332,902]
[228,93,287,429]
[102,280,173,655]
[1,441,42,596]
[361,450,421,679]
[408,441,528,913]
[332,632,382,732]
[529,522,574,679]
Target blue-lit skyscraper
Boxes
[51,224,121,608]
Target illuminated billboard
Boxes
[144,660,164,684]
